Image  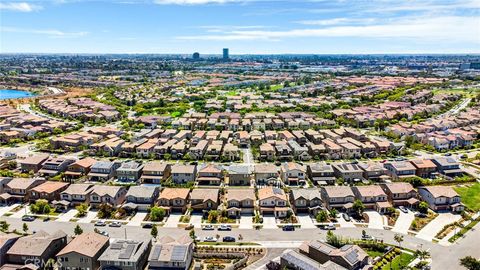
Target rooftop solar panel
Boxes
[171,245,187,261]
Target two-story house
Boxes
[189,188,219,212]
[307,162,335,186]
[197,164,224,186]
[116,161,144,182]
[227,165,251,186]
[418,186,464,212]
[157,188,190,214]
[384,161,417,180]
[57,232,109,270]
[60,183,94,206]
[254,164,279,185]
[171,164,197,184]
[352,185,391,214]
[431,157,464,177]
[125,186,159,211]
[141,161,171,184]
[89,185,127,208]
[38,157,76,178]
[258,186,290,218]
[290,189,323,215]
[1,178,45,203]
[88,161,120,182]
[280,162,306,186]
[321,186,355,211]
[380,182,419,208]
[225,188,255,217]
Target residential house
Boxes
[259,143,275,161]
[227,165,251,186]
[98,239,151,270]
[280,162,306,186]
[0,178,45,204]
[290,189,323,215]
[307,162,335,186]
[116,161,144,182]
[254,164,279,185]
[6,231,68,268]
[299,240,369,270]
[258,186,290,218]
[157,188,190,213]
[197,164,223,186]
[28,181,69,202]
[384,161,417,180]
[431,157,464,177]
[141,161,171,184]
[60,183,94,207]
[225,188,255,217]
[38,157,76,178]
[89,185,127,208]
[65,157,96,180]
[332,163,364,182]
[321,186,355,211]
[380,182,419,208]
[148,235,193,270]
[88,161,120,182]
[19,154,49,173]
[56,232,109,270]
[358,162,386,181]
[0,234,20,266]
[189,189,219,212]
[171,164,197,184]
[125,186,160,211]
[410,159,437,179]
[352,185,391,214]
[418,186,464,212]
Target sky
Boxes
[0,0,479,54]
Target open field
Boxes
[454,183,480,211]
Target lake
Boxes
[0,89,36,100]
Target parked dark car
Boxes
[282,225,295,231]
[223,236,236,242]
[142,223,153,229]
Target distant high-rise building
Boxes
[192,52,200,60]
[223,48,229,60]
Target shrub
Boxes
[149,206,166,221]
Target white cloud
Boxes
[154,0,239,4]
[177,15,480,43]
[295,17,376,26]
[1,26,88,38]
[0,2,42,12]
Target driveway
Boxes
[190,213,203,228]
[164,213,182,228]
[392,209,415,234]
[416,213,462,241]
[0,204,20,217]
[127,212,147,226]
[239,214,253,229]
[57,209,79,222]
[77,210,98,223]
[365,211,384,229]
[263,215,277,229]
[337,213,355,228]
[297,214,315,229]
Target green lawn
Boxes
[382,253,414,270]
[366,250,384,258]
[454,183,480,211]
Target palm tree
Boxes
[394,234,404,266]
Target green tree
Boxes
[316,210,328,222]
[0,221,9,232]
[74,224,83,235]
[97,203,114,219]
[394,234,404,266]
[30,199,51,214]
[149,206,166,222]
[75,203,89,217]
[329,208,338,219]
[22,223,28,234]
[460,256,480,270]
[352,200,365,217]
[418,202,429,214]
[151,225,158,238]
[208,210,219,223]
